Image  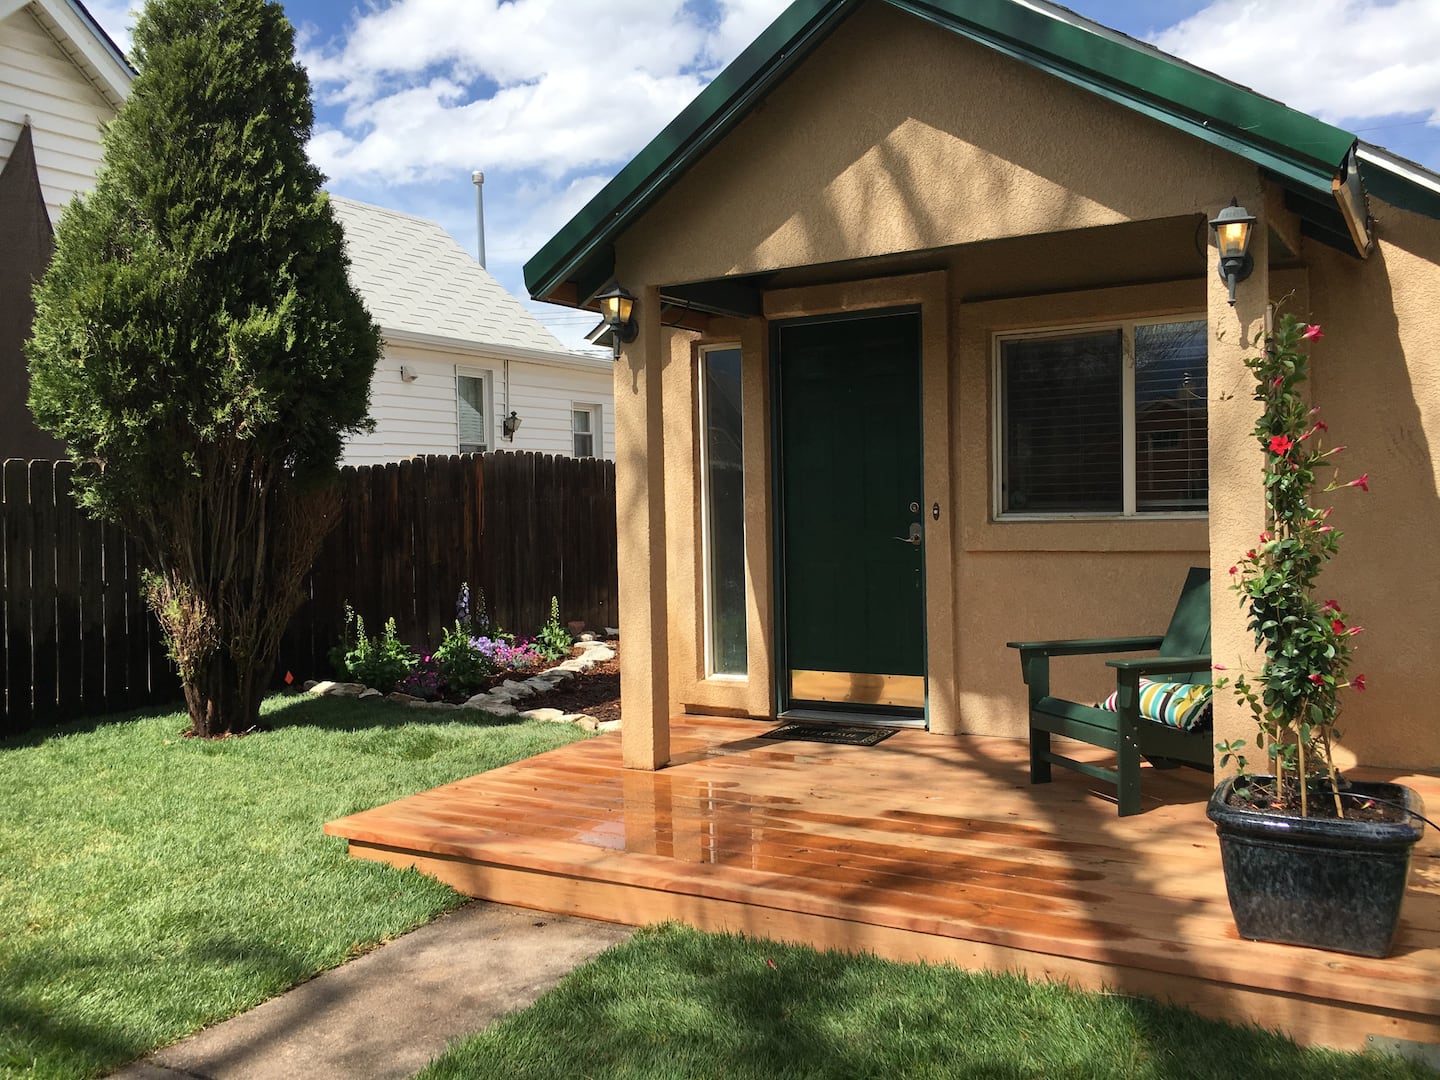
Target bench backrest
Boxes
[1158,566,1211,683]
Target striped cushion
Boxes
[1098,679,1212,730]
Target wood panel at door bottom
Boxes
[790,669,924,708]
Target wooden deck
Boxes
[325,716,1440,1052]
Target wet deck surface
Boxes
[326,716,1440,1050]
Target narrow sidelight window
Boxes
[700,346,747,675]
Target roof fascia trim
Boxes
[383,328,611,371]
[46,0,134,107]
[1356,143,1440,221]
[892,0,1349,187]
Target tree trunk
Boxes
[182,648,269,737]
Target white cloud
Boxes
[1150,0,1440,126]
[84,0,137,55]
[701,0,793,70]
[303,0,790,185]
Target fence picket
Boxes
[53,462,83,720]
[3,460,33,734]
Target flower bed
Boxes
[327,587,582,704]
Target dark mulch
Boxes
[525,640,620,723]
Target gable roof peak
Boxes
[527,0,1439,304]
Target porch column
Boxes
[1207,185,1269,773]
[614,284,671,769]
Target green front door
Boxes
[774,309,925,719]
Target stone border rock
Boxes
[302,639,620,733]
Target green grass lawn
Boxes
[419,924,1435,1080]
[0,694,587,1080]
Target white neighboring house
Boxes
[1,0,131,460]
[0,0,129,220]
[329,197,615,465]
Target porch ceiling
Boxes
[659,214,1299,316]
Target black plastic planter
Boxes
[1207,776,1425,957]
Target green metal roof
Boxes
[524,0,1423,304]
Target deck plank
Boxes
[325,716,1440,1049]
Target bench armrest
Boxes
[1106,654,1212,679]
[1007,635,1165,657]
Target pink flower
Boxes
[1315,419,1329,432]
[1268,435,1293,455]
[1348,625,1364,636]
[1308,673,1325,686]
[1245,549,1257,560]
[1347,473,1370,491]
[1212,663,1228,671]
[1331,619,1346,635]
[1258,531,1272,542]
[1321,599,1340,614]
[1316,525,1333,534]
[1228,565,1238,575]
[1352,674,1367,692]
[1303,323,1324,341]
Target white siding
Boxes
[507,359,614,461]
[343,343,467,466]
[343,340,615,465]
[0,6,114,222]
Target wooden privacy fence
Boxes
[282,452,619,679]
[3,452,618,736]
[2,458,179,735]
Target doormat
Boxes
[759,723,897,746]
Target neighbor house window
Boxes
[457,371,491,453]
[700,346,747,676]
[571,404,600,458]
[996,316,1207,517]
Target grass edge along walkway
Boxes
[0,693,588,1080]
[418,923,1437,1080]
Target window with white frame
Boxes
[457,371,491,453]
[571,404,600,458]
[996,316,1208,517]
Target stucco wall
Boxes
[620,1,1254,290]
[614,1,1252,735]
[607,0,1440,774]
[1292,201,1440,770]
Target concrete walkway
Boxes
[110,902,633,1080]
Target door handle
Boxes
[892,522,923,547]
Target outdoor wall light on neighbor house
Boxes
[1210,197,1256,306]
[595,282,638,360]
[501,410,522,440]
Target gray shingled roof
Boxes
[330,195,570,354]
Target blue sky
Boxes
[88,0,1440,351]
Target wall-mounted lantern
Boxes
[1209,198,1256,306]
[595,282,638,360]
[501,410,522,440]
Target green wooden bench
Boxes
[1006,567,1213,816]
